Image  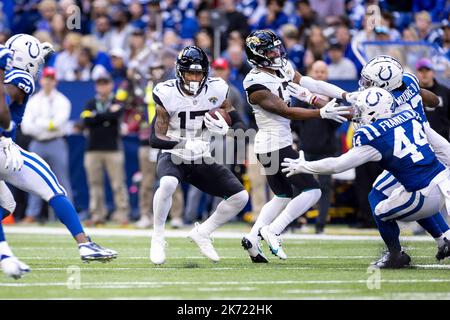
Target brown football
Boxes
[208,107,232,126]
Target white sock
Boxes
[435,235,446,248]
[152,176,178,237]
[443,229,450,240]
[0,241,13,258]
[198,190,249,236]
[269,189,322,235]
[248,196,291,239]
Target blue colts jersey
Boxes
[3,69,34,128]
[353,110,444,192]
[391,73,427,123]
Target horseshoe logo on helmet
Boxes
[26,41,40,59]
[378,66,392,81]
[365,91,383,107]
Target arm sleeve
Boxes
[301,145,382,175]
[149,116,180,149]
[299,76,345,99]
[424,123,450,167]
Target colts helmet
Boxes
[359,55,404,92]
[245,29,287,69]
[176,46,209,95]
[352,87,395,128]
[5,34,54,78]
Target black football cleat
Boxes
[372,250,411,269]
[241,236,269,263]
[436,238,450,261]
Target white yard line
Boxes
[2,278,450,287]
[3,226,434,242]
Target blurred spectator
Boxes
[92,14,112,52]
[50,13,68,51]
[291,61,340,234]
[21,67,73,223]
[129,1,147,30]
[127,27,147,63]
[416,58,450,141]
[256,0,289,33]
[281,24,306,73]
[220,0,250,40]
[195,29,214,57]
[225,44,252,100]
[110,48,128,83]
[304,26,328,70]
[414,11,443,47]
[444,20,450,60]
[334,25,363,73]
[296,0,325,29]
[211,58,246,119]
[327,42,357,80]
[402,27,427,67]
[81,70,130,225]
[109,6,133,51]
[413,0,449,23]
[226,30,246,49]
[310,0,345,25]
[36,0,57,33]
[54,32,82,81]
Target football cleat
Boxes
[79,241,117,262]
[1,255,30,279]
[150,235,167,265]
[372,250,411,269]
[241,235,268,263]
[436,237,450,261]
[187,223,220,262]
[259,225,287,260]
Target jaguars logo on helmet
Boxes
[245,29,287,70]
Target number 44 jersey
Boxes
[353,110,445,192]
[152,77,228,161]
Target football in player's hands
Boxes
[207,108,232,126]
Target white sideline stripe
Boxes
[2,278,450,287]
[3,226,434,242]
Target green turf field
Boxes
[1,228,450,299]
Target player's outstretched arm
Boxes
[294,71,353,103]
[420,88,440,108]
[220,99,246,130]
[249,90,349,122]
[281,145,381,176]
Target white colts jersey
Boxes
[243,61,295,154]
[153,77,228,161]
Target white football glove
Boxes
[287,82,317,105]
[204,112,229,136]
[281,150,307,177]
[0,45,13,71]
[41,42,55,60]
[184,139,210,154]
[319,98,350,123]
[0,137,23,171]
[344,91,359,105]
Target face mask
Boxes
[186,81,199,94]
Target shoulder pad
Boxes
[4,69,35,95]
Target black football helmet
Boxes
[245,29,287,69]
[176,46,209,95]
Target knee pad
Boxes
[307,188,322,203]
[158,176,179,197]
[368,188,387,213]
[229,190,249,207]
